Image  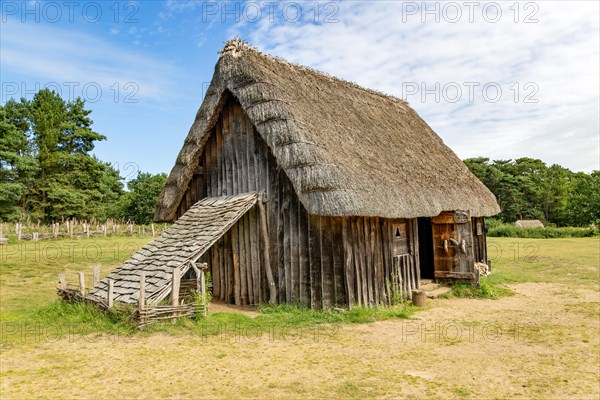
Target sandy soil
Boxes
[1,282,599,399]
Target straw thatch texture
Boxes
[155,40,500,222]
[515,220,544,228]
[91,192,259,305]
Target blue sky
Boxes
[1,1,599,182]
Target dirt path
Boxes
[1,282,598,399]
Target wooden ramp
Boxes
[90,192,259,305]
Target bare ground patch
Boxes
[1,282,598,399]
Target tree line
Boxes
[0,89,165,224]
[2,90,598,227]
[464,157,599,227]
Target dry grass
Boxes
[1,237,599,399]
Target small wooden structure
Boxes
[58,264,209,328]
[79,40,499,314]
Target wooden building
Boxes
[92,40,499,309]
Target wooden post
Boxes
[200,269,207,317]
[138,273,146,310]
[16,223,21,241]
[107,279,114,309]
[78,272,85,296]
[102,224,107,237]
[58,272,67,290]
[92,265,100,286]
[151,224,155,237]
[171,267,181,306]
[257,195,277,304]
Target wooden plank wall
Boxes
[471,217,487,263]
[173,97,422,308]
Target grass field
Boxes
[1,237,599,398]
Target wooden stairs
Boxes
[420,279,452,299]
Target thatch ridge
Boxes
[155,39,500,222]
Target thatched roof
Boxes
[515,220,544,228]
[155,40,499,222]
[92,192,258,305]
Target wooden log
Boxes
[107,279,114,309]
[171,267,181,306]
[78,272,85,295]
[364,217,373,305]
[92,265,100,286]
[352,218,363,306]
[258,197,277,304]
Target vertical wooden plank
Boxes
[224,231,234,303]
[369,218,379,304]
[321,217,334,308]
[238,217,248,305]
[222,104,233,196]
[210,129,218,196]
[139,273,146,310]
[298,203,310,306]
[107,279,114,309]
[219,238,226,301]
[229,102,239,194]
[342,219,355,307]
[204,135,212,197]
[352,218,363,306]
[171,267,180,306]
[92,265,100,286]
[212,245,221,299]
[283,182,292,304]
[234,103,247,193]
[58,272,67,290]
[243,212,254,304]
[309,214,322,309]
[332,218,345,307]
[216,119,224,196]
[246,115,257,192]
[289,194,299,303]
[231,224,241,305]
[277,173,286,303]
[78,272,85,296]
[363,217,373,305]
[258,198,277,304]
[267,150,279,300]
[249,206,261,304]
[375,218,384,305]
[357,218,368,306]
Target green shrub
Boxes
[486,220,598,238]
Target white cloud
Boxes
[230,1,600,172]
[0,18,180,104]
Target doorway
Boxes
[417,217,434,279]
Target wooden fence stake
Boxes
[78,272,85,296]
[92,265,100,286]
[151,224,155,237]
[107,279,114,309]
[139,274,146,311]
[58,272,67,290]
[200,269,207,317]
[16,223,21,241]
[171,267,181,306]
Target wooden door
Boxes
[431,211,477,283]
